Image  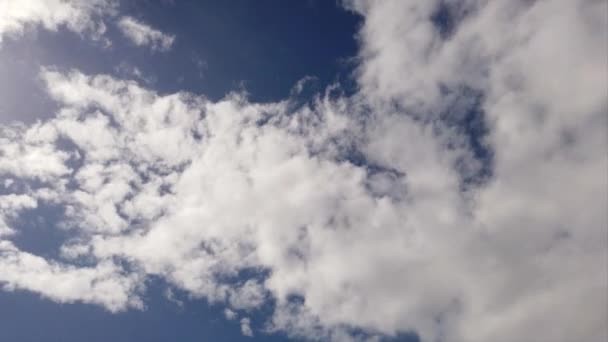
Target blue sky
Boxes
[0,1,360,123]
[0,1,606,342]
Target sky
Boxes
[0,1,606,342]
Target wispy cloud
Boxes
[117,16,174,51]
[0,0,115,45]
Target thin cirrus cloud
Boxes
[117,16,175,51]
[0,1,606,342]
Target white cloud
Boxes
[0,240,143,312]
[117,16,174,51]
[240,317,253,337]
[0,0,115,45]
[164,288,184,307]
[0,2,177,51]
[0,1,605,342]
[228,279,267,310]
[342,1,608,341]
[0,193,37,237]
[224,308,237,320]
[0,123,70,181]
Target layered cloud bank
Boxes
[0,1,606,342]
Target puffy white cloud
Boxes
[240,317,253,337]
[343,1,608,341]
[117,16,174,51]
[228,279,267,310]
[224,308,237,320]
[0,0,115,45]
[0,1,605,342]
[0,123,70,181]
[0,240,143,312]
[0,193,37,237]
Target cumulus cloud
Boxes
[117,16,174,51]
[0,0,115,45]
[0,240,143,311]
[0,193,37,237]
[240,317,253,337]
[224,308,237,320]
[0,123,70,181]
[0,1,606,342]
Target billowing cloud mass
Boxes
[117,16,175,51]
[0,0,115,44]
[0,1,606,342]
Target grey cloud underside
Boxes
[0,0,607,342]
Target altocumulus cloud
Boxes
[0,1,606,342]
